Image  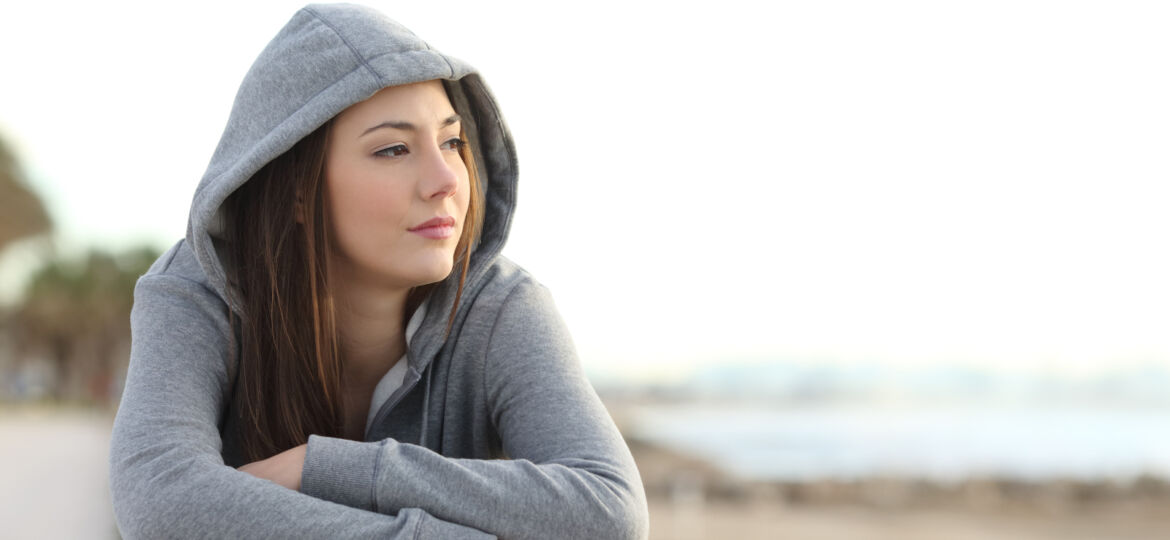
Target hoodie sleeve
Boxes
[109,271,495,540]
[299,280,650,540]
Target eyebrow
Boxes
[360,114,461,137]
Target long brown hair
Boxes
[225,115,484,462]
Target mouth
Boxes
[408,216,457,239]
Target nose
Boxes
[418,144,460,200]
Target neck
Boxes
[333,281,409,389]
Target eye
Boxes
[374,144,408,158]
[441,137,466,152]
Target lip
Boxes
[408,216,456,239]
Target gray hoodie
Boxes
[108,4,648,539]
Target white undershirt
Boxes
[364,300,427,431]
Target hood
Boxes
[185,3,517,349]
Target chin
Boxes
[406,260,457,287]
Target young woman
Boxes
[108,4,648,539]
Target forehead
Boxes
[334,80,454,130]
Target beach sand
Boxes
[648,498,1170,540]
[0,407,117,540]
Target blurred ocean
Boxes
[627,402,1170,482]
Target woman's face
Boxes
[325,80,470,292]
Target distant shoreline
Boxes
[605,397,1170,513]
[607,397,1170,485]
[625,431,1170,514]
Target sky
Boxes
[1,1,1168,380]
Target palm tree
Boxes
[0,133,53,401]
[0,134,52,252]
[2,133,158,404]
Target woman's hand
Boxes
[238,443,307,491]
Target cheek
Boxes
[326,169,412,250]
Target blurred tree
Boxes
[0,132,159,405]
[7,247,159,404]
[0,134,52,251]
